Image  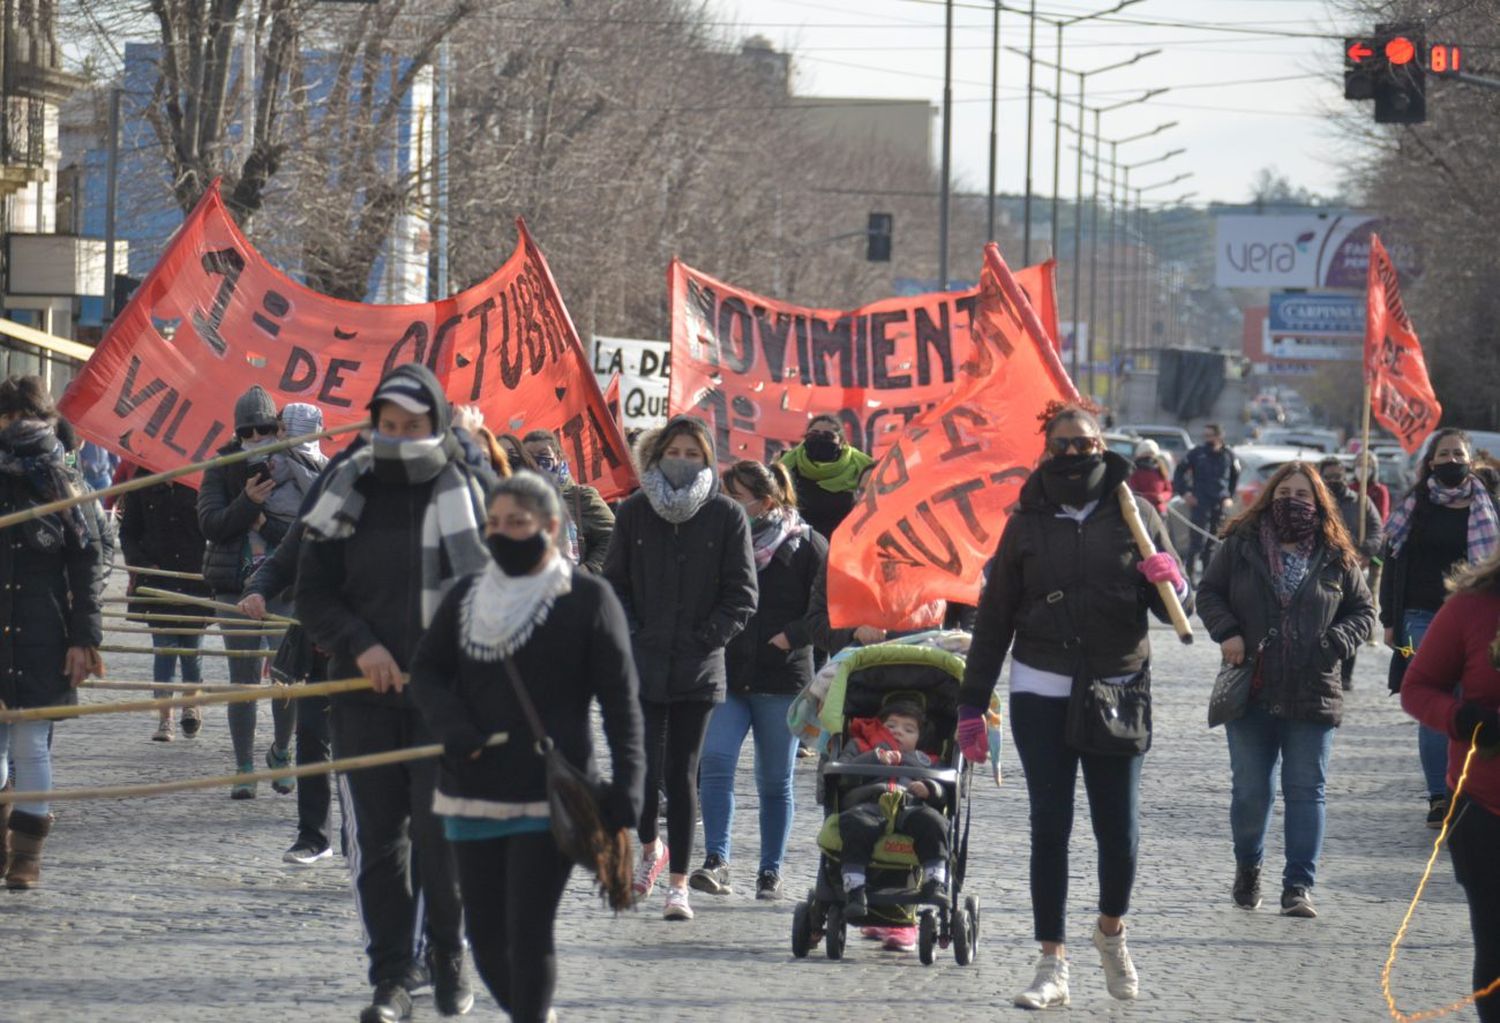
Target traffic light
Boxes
[866,212,892,262]
[1344,23,1426,124]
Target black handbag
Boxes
[1207,658,1254,728]
[499,656,610,868]
[1064,660,1153,756]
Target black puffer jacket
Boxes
[725,526,827,697]
[409,569,644,822]
[1196,526,1374,727]
[197,440,290,595]
[0,471,103,710]
[119,471,210,613]
[602,485,758,704]
[958,452,1188,712]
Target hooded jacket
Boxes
[197,388,289,594]
[724,524,827,696]
[601,428,758,704]
[1196,523,1374,727]
[958,451,1189,712]
[295,364,495,708]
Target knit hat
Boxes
[234,385,279,431]
[1134,439,1161,460]
[280,402,324,440]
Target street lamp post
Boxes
[1022,0,1037,263]
[939,0,954,289]
[987,1,1000,243]
[1111,149,1183,358]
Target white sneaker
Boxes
[632,842,669,900]
[1092,923,1139,1000]
[663,885,694,921]
[1014,953,1070,1009]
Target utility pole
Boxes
[1050,20,1063,261]
[1070,76,1086,385]
[1087,108,1101,397]
[1022,0,1036,263]
[939,0,954,288]
[986,1,1000,242]
[435,39,451,298]
[102,88,122,328]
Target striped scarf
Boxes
[1384,475,1499,566]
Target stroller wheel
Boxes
[965,894,981,945]
[918,912,937,966]
[791,901,813,959]
[825,904,846,961]
[953,903,976,966]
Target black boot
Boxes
[427,947,474,1017]
[358,982,412,1023]
[5,810,52,890]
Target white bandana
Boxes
[458,553,573,662]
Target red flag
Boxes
[59,182,637,499]
[827,244,1078,629]
[603,372,624,436]
[1365,233,1441,453]
[667,258,1060,464]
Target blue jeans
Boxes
[1405,609,1449,798]
[152,630,203,685]
[698,692,799,873]
[0,720,53,815]
[1225,701,1335,889]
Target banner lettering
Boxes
[1364,233,1440,454]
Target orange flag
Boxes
[1365,233,1441,453]
[827,244,1078,629]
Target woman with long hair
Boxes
[955,401,1188,1008]
[602,415,758,921]
[0,375,104,889]
[1401,549,1500,1023]
[1197,461,1374,919]
[1381,428,1499,826]
[691,460,825,902]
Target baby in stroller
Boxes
[835,700,951,923]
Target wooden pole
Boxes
[98,644,278,659]
[135,587,297,624]
[0,676,375,724]
[0,419,368,533]
[79,680,244,694]
[104,625,285,637]
[102,596,183,606]
[0,733,509,804]
[102,611,258,625]
[1116,484,1194,643]
[117,565,205,582]
[1359,376,1373,547]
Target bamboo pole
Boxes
[102,596,183,606]
[0,733,509,804]
[0,676,374,724]
[102,611,256,625]
[104,625,285,637]
[135,587,297,624]
[1116,484,1194,644]
[117,565,205,582]
[97,644,277,659]
[0,419,369,533]
[79,680,244,694]
[1359,377,1373,548]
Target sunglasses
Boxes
[805,430,840,443]
[1047,435,1100,455]
[237,424,278,440]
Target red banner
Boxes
[667,259,1059,464]
[826,244,1078,630]
[1365,233,1441,454]
[59,183,636,498]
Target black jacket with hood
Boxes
[725,524,827,697]
[295,365,495,708]
[602,427,758,704]
[197,385,289,595]
[958,451,1189,712]
[1196,523,1374,727]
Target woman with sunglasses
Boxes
[197,385,293,796]
[778,415,873,543]
[955,401,1189,1010]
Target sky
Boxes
[711,0,1351,207]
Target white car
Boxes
[1231,444,1349,513]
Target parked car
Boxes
[1102,431,1142,461]
[1116,424,1191,469]
[1231,444,1352,513]
[1465,429,1500,462]
[1253,427,1343,453]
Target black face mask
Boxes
[487,532,549,577]
[1432,462,1470,489]
[803,435,842,463]
[1323,479,1348,499]
[1039,453,1107,508]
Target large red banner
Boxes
[60,183,636,498]
[667,259,1059,464]
[1365,233,1441,454]
[826,244,1077,630]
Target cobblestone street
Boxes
[0,582,1480,1022]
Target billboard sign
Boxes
[1215,213,1420,289]
[1268,292,1365,337]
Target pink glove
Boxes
[957,706,988,764]
[1138,551,1184,590]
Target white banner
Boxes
[592,335,670,431]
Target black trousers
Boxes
[331,701,463,986]
[294,695,335,851]
[453,832,573,1023]
[638,699,715,875]
[1449,798,1500,1023]
[838,801,948,868]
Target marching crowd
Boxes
[0,364,1498,1022]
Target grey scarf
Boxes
[640,464,715,524]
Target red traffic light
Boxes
[1347,41,1373,63]
[1385,36,1416,65]
[1429,43,1462,74]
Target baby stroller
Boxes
[789,640,980,966]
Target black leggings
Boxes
[638,699,715,875]
[1449,798,1500,1023]
[452,832,573,1023]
